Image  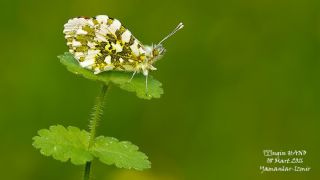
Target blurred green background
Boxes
[0,0,319,179]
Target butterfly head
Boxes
[141,22,184,76]
[140,46,159,76]
[152,44,166,59]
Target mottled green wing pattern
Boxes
[63,15,147,74]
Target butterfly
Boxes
[63,15,183,92]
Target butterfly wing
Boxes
[63,15,147,74]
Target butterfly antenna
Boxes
[157,22,184,46]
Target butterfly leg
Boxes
[128,71,137,82]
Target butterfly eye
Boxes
[152,49,159,57]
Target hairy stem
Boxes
[84,84,109,180]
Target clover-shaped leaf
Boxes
[92,136,151,170]
[32,125,151,170]
[58,52,163,100]
[32,125,93,165]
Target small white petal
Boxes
[87,49,100,56]
[96,15,109,23]
[104,55,111,64]
[139,47,146,54]
[87,41,96,48]
[72,39,81,47]
[121,30,131,43]
[74,52,84,58]
[130,40,140,56]
[94,68,101,74]
[104,65,114,71]
[109,19,121,33]
[112,42,123,52]
[80,58,94,67]
[97,24,108,35]
[76,28,87,35]
[63,18,88,33]
[95,34,107,42]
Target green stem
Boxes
[83,162,91,180]
[83,84,109,180]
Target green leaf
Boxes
[32,125,93,165]
[58,52,163,100]
[91,136,151,170]
[33,125,151,170]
